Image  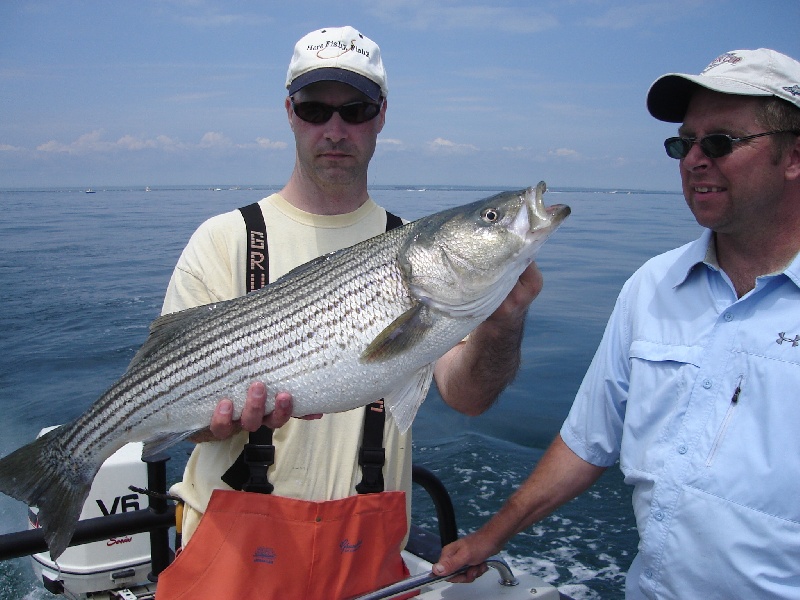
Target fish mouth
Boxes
[526,181,571,232]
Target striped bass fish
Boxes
[0,182,569,559]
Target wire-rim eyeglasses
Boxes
[664,130,800,160]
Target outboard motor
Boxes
[28,428,153,598]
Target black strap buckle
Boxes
[241,443,275,494]
[355,447,385,495]
[221,426,275,493]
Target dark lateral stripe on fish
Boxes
[63,252,406,454]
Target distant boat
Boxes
[85,189,96,194]
[145,187,152,192]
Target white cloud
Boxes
[154,135,189,152]
[378,138,405,151]
[549,148,580,159]
[37,130,109,154]
[36,140,68,153]
[33,131,287,155]
[116,135,158,151]
[198,131,232,149]
[428,137,479,153]
[255,137,288,150]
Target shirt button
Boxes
[724,312,733,322]
[703,379,713,389]
[645,568,654,578]
[654,511,664,521]
[678,444,688,454]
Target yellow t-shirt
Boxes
[162,193,412,544]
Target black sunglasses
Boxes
[290,99,382,125]
[664,130,800,159]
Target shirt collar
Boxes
[671,229,715,288]
[783,251,800,288]
[672,229,800,290]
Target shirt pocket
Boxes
[623,341,702,471]
[663,485,800,596]
[687,353,800,524]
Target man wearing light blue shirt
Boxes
[435,48,800,598]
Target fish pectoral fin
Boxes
[360,304,432,363]
[142,429,202,459]
[384,363,434,434]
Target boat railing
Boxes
[350,556,520,600]
[0,459,460,579]
[0,453,175,583]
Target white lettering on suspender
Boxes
[249,231,266,290]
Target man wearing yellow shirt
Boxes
[155,26,542,600]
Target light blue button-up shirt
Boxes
[561,229,800,599]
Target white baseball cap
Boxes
[286,26,388,101]
[647,48,800,123]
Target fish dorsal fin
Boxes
[274,250,335,282]
[360,303,433,363]
[128,304,220,369]
[384,363,434,434]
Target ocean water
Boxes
[0,185,700,599]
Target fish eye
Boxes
[481,208,500,223]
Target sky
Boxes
[1,0,798,191]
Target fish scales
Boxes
[0,183,570,559]
[65,229,412,460]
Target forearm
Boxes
[434,310,526,415]
[433,435,606,577]
[434,263,542,415]
[485,435,605,541]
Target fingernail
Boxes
[219,400,232,414]
[432,564,443,575]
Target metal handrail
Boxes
[350,556,519,600]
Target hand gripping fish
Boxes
[0,183,569,559]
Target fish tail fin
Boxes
[0,428,96,559]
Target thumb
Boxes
[432,543,463,576]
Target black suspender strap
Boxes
[385,210,403,231]
[355,400,387,494]
[222,207,404,494]
[240,202,268,293]
[221,203,274,493]
[354,211,403,495]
